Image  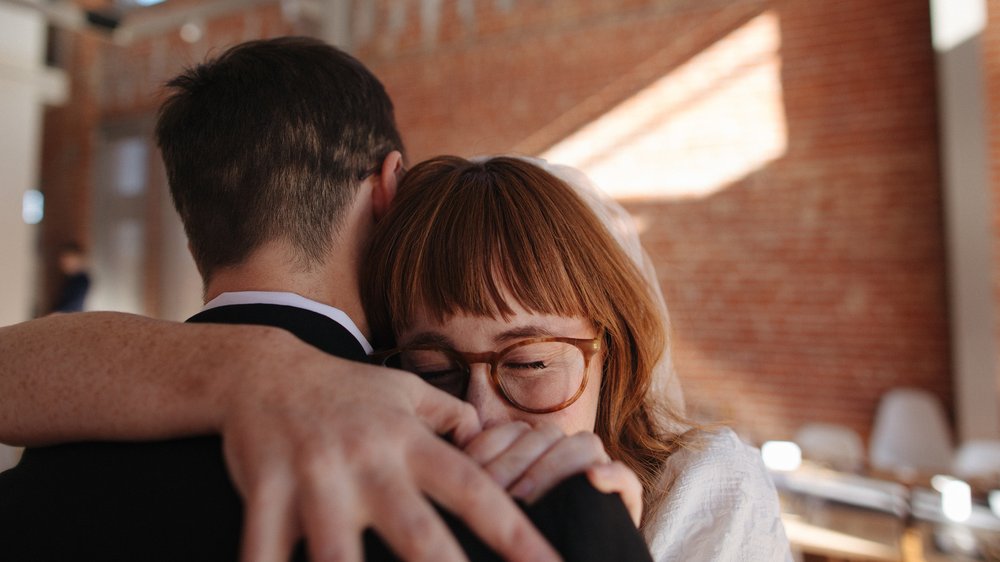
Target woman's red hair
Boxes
[362,156,687,525]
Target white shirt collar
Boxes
[201,291,372,354]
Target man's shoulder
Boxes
[187,302,369,360]
[0,436,242,559]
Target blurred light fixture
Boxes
[179,21,202,43]
[761,441,802,472]
[939,476,972,522]
[931,474,954,492]
[22,190,44,225]
[134,0,167,5]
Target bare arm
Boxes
[0,312,558,562]
[0,311,273,445]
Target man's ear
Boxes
[372,150,403,220]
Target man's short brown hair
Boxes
[156,36,404,280]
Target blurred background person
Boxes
[49,242,91,313]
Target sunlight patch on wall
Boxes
[542,12,787,201]
[930,0,986,52]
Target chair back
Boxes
[869,387,953,475]
[953,439,1000,481]
[795,422,865,472]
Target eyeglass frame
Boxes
[372,335,603,414]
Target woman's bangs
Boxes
[389,164,594,331]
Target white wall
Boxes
[0,4,46,326]
[0,3,49,471]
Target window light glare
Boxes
[930,0,986,52]
[22,190,43,225]
[942,479,972,522]
[931,474,954,492]
[761,441,802,472]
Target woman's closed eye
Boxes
[503,360,548,370]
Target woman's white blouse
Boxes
[643,428,793,561]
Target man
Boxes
[49,242,91,313]
[0,37,650,561]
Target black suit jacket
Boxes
[0,303,651,561]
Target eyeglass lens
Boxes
[382,341,586,412]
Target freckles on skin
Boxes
[396,304,603,436]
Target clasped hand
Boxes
[464,421,643,527]
[220,354,559,562]
[219,352,640,562]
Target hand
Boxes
[463,422,643,527]
[218,346,559,562]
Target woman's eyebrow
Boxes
[494,325,558,343]
[403,332,454,348]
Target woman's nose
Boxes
[464,364,513,427]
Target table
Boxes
[774,464,1000,561]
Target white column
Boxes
[0,4,47,326]
[0,3,52,472]
[929,0,999,441]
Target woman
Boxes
[360,155,790,560]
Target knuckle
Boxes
[568,431,606,457]
[457,401,478,423]
[297,451,337,484]
[336,424,390,464]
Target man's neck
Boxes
[203,241,368,338]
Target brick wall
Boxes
[41,0,950,446]
[362,0,950,445]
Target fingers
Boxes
[508,432,609,503]
[298,460,363,562]
[240,464,300,562]
[224,428,302,562]
[463,422,531,466]
[586,461,644,527]
[482,423,565,489]
[364,468,469,562]
[414,436,560,562]
[222,360,560,562]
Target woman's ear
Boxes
[372,150,403,220]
